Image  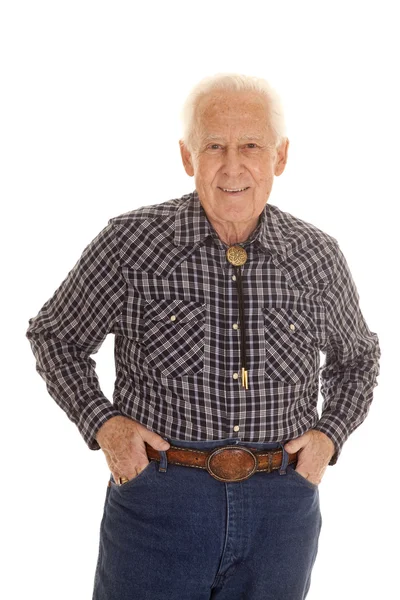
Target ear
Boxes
[179,140,195,177]
[274,138,289,176]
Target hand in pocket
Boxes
[95,415,170,484]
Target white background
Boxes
[1,1,399,598]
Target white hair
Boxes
[180,72,287,152]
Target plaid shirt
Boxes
[26,190,381,465]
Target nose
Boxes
[222,147,245,178]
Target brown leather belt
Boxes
[145,442,298,483]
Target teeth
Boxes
[222,187,248,192]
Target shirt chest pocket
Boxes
[142,298,206,378]
[262,307,320,384]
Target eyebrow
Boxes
[202,134,265,142]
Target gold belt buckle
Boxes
[206,445,258,482]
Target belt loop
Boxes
[158,437,169,473]
[279,442,289,475]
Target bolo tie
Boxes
[226,245,249,390]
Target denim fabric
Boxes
[92,437,322,600]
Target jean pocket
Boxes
[287,464,319,490]
[110,459,155,492]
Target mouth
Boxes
[218,187,250,195]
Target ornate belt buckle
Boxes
[206,446,258,482]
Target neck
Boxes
[210,218,259,246]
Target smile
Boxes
[218,187,250,194]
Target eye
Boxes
[245,143,258,149]
[208,144,222,150]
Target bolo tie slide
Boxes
[226,245,248,389]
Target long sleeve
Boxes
[26,220,127,450]
[314,241,381,465]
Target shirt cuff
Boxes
[76,399,124,450]
[313,412,351,465]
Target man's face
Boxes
[180,90,289,227]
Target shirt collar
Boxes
[174,190,287,260]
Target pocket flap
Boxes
[262,307,314,332]
[144,298,206,323]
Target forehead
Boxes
[196,91,270,134]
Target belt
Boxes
[145,442,298,483]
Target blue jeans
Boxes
[92,437,322,599]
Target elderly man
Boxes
[26,73,380,599]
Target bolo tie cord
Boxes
[226,245,248,389]
[235,264,248,389]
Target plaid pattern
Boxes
[26,190,381,465]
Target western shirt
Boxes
[26,190,381,465]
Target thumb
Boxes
[143,430,170,451]
[284,435,306,454]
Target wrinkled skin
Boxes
[95,416,170,484]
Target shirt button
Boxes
[232,275,236,281]
[233,425,240,432]
[170,315,176,322]
[232,323,239,330]
[289,323,295,331]
[232,373,239,379]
